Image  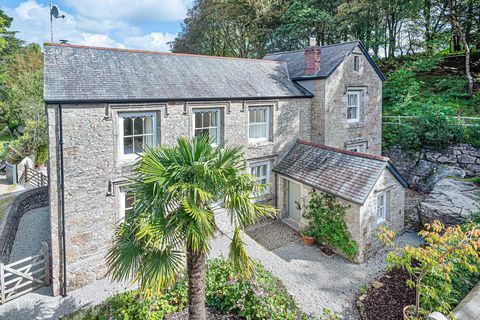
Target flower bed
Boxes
[63,258,306,320]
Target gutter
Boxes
[57,103,68,297]
[44,94,313,105]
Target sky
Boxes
[1,0,193,51]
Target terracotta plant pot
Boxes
[303,236,315,246]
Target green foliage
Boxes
[205,258,303,319]
[383,110,477,152]
[359,284,369,295]
[303,192,358,258]
[321,307,341,320]
[66,258,306,320]
[377,221,480,317]
[0,43,46,164]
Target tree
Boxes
[106,135,275,320]
[377,221,480,317]
[273,0,342,50]
[172,0,287,58]
[446,0,477,95]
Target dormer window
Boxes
[353,55,360,72]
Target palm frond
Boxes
[229,227,255,277]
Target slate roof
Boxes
[44,44,311,103]
[273,140,407,205]
[263,41,385,81]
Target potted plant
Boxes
[301,229,315,246]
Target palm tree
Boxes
[106,135,274,320]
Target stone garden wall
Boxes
[385,144,480,192]
[385,144,480,228]
[0,186,49,262]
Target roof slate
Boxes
[273,140,390,204]
[263,41,384,80]
[44,44,311,103]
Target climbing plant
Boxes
[303,192,358,258]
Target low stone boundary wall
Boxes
[0,186,49,262]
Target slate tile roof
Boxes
[44,44,311,103]
[273,140,406,205]
[263,41,385,81]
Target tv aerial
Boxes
[50,1,65,43]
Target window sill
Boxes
[117,154,142,167]
[346,122,364,129]
[376,218,387,225]
[248,139,273,147]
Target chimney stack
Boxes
[304,37,321,76]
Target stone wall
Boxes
[0,186,49,262]
[359,169,405,261]
[47,98,312,294]
[310,45,383,155]
[385,144,480,192]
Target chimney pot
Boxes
[309,37,317,47]
[304,40,321,76]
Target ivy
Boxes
[303,192,358,259]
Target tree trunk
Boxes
[187,246,207,320]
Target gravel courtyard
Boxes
[9,206,50,262]
[212,217,422,319]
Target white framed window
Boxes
[119,112,156,158]
[193,109,221,144]
[353,55,360,72]
[376,192,387,223]
[346,142,367,153]
[249,106,270,141]
[119,187,134,221]
[249,161,271,197]
[347,91,360,123]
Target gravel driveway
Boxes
[9,206,50,262]
[211,214,422,319]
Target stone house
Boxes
[44,40,407,295]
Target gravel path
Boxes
[211,212,423,319]
[9,206,50,262]
[0,278,132,320]
[245,219,300,251]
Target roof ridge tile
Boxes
[44,43,283,64]
[297,140,389,162]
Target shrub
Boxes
[377,221,480,318]
[303,192,358,259]
[65,258,306,320]
[206,258,303,319]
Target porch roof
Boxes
[273,140,407,205]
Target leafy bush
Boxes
[65,258,306,320]
[303,192,358,259]
[205,258,303,319]
[384,110,472,152]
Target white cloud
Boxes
[2,0,187,51]
[63,0,192,23]
[124,32,176,51]
[78,34,126,48]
